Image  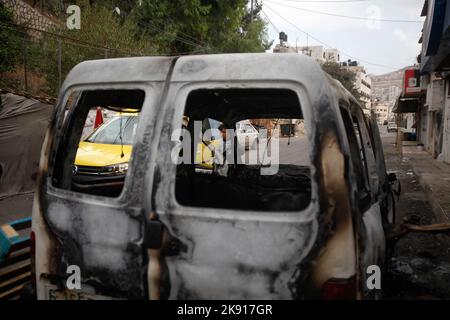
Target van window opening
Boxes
[339,106,371,208]
[175,88,311,212]
[352,114,371,191]
[85,116,138,145]
[52,89,145,198]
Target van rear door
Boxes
[35,57,175,299]
[147,83,321,299]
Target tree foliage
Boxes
[0,3,24,73]
[131,0,271,54]
[30,1,157,95]
[2,0,271,95]
[321,62,361,100]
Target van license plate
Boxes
[45,285,113,300]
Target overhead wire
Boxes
[265,0,424,23]
[264,3,403,70]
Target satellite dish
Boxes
[114,7,121,16]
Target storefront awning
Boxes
[392,97,421,113]
[420,0,450,73]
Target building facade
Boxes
[273,34,371,112]
[393,0,450,164]
[273,44,341,64]
[343,62,372,112]
[417,0,450,163]
[373,103,389,124]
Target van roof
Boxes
[62,53,359,108]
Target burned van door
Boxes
[38,86,161,299]
[351,108,385,298]
[148,85,320,299]
[366,116,388,190]
[366,116,394,229]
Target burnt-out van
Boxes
[32,53,398,299]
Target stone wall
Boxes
[1,0,56,36]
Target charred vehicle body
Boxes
[32,53,397,299]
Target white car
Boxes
[236,121,259,150]
[387,122,398,133]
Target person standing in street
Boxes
[213,123,231,176]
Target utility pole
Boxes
[23,41,28,92]
[250,0,254,23]
[306,33,309,52]
[57,37,62,90]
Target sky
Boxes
[260,0,425,75]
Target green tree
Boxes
[0,3,24,73]
[321,61,361,100]
[215,0,273,53]
[30,1,157,95]
[130,0,270,54]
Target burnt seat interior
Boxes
[175,89,312,212]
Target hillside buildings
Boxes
[373,103,389,124]
[273,33,371,113]
[371,69,403,116]
[273,44,341,64]
[342,61,372,112]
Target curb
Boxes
[411,166,450,223]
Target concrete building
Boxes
[273,36,340,64]
[371,70,402,103]
[371,69,404,122]
[273,33,372,113]
[422,73,446,157]
[343,61,372,112]
[373,103,389,124]
[324,48,340,63]
[272,43,297,54]
[297,45,327,63]
[393,0,450,165]
[392,67,424,143]
[287,45,341,64]
[415,0,450,164]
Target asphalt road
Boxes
[380,125,450,299]
[241,134,310,166]
[2,125,449,299]
[0,193,34,225]
[0,135,310,224]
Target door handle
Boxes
[144,220,163,249]
[144,220,182,256]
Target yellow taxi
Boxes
[72,113,137,193]
[72,113,220,193]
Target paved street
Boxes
[247,126,450,299]
[2,127,450,299]
[278,135,310,165]
[0,193,33,225]
[241,135,310,166]
[380,126,450,299]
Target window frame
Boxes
[46,83,153,202]
[166,81,318,218]
[85,114,139,145]
[339,105,372,211]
